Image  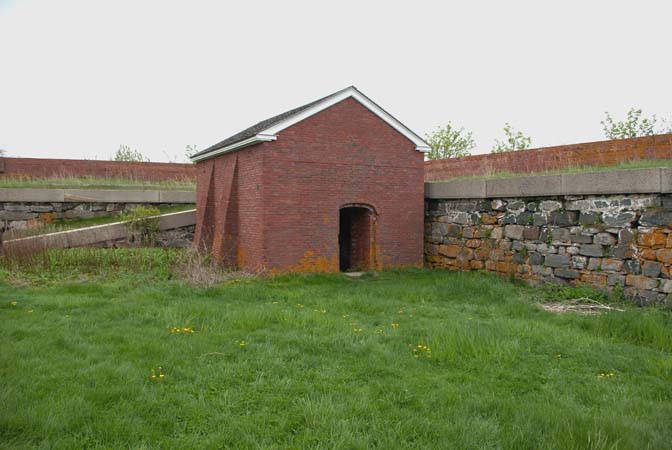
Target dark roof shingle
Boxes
[191,86,353,159]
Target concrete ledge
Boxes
[487,175,562,198]
[0,188,195,203]
[3,209,196,252]
[425,179,486,199]
[426,168,672,199]
[561,168,663,195]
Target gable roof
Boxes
[190,86,430,162]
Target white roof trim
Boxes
[191,86,430,162]
[190,134,276,162]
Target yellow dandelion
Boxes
[391,323,400,329]
[9,301,17,306]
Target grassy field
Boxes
[429,159,672,182]
[0,176,195,191]
[3,204,195,240]
[1,250,671,449]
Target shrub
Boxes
[120,206,161,245]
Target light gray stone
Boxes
[579,244,604,257]
[593,233,617,246]
[539,200,562,213]
[602,211,636,227]
[504,224,524,240]
[545,254,570,268]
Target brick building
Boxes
[190,86,429,272]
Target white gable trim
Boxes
[262,87,430,152]
[191,87,430,162]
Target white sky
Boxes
[1,0,671,162]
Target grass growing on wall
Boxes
[429,158,672,182]
[1,257,671,449]
[0,176,195,191]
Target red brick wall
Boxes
[424,133,672,181]
[0,157,195,182]
[195,97,425,272]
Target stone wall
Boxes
[425,194,672,304]
[424,134,672,182]
[0,202,186,235]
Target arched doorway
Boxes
[339,205,376,272]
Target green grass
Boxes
[429,159,672,182]
[3,204,195,240]
[0,175,195,191]
[1,252,671,449]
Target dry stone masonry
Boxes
[425,193,672,304]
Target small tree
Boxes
[185,144,198,161]
[491,123,532,153]
[601,108,658,140]
[113,145,149,162]
[425,123,475,160]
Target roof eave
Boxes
[190,134,277,162]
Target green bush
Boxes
[120,206,161,245]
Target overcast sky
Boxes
[1,0,671,162]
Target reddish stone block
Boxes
[438,244,461,258]
[625,274,658,290]
[470,260,484,270]
[466,239,481,248]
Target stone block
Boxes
[438,244,461,258]
[551,228,570,242]
[555,268,581,279]
[579,244,604,257]
[656,248,672,264]
[571,256,588,270]
[529,252,544,265]
[523,225,539,241]
[641,261,662,278]
[594,233,616,246]
[504,224,524,240]
[624,259,641,274]
[579,212,601,225]
[539,200,562,213]
[587,257,602,271]
[570,233,593,244]
[490,227,503,240]
[637,232,667,247]
[607,273,625,286]
[640,209,672,227]
[549,211,578,226]
[446,224,462,237]
[532,213,547,226]
[601,259,623,271]
[602,211,636,227]
[545,254,570,268]
[625,275,658,290]
[660,280,672,294]
[581,273,607,285]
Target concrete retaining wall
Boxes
[0,188,195,203]
[2,210,196,252]
[425,168,672,199]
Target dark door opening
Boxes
[339,206,374,272]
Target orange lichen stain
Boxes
[323,217,331,224]
[236,247,247,268]
[287,249,339,273]
[39,212,57,224]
